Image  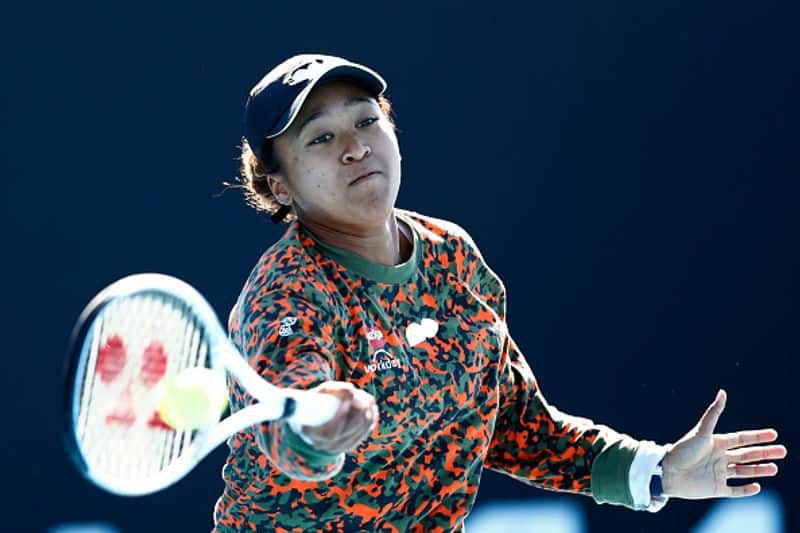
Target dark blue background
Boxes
[2,1,797,531]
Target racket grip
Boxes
[286,390,340,426]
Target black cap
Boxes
[244,54,387,165]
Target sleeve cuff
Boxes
[629,440,670,512]
[282,422,344,467]
[288,417,317,446]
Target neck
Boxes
[299,211,412,267]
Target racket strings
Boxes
[75,293,212,482]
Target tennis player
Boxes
[213,54,786,532]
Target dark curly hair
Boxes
[231,94,395,223]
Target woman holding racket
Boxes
[213,54,786,532]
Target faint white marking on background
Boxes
[466,499,586,533]
[48,523,121,533]
[691,490,784,533]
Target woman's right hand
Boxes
[297,381,379,454]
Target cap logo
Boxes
[284,59,326,86]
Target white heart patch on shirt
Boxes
[406,318,439,347]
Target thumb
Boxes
[697,389,726,436]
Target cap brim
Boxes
[265,64,387,140]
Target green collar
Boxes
[304,213,420,284]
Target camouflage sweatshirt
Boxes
[213,210,666,533]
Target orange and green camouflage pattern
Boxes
[213,209,643,532]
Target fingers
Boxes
[727,463,779,479]
[697,389,727,436]
[301,382,378,454]
[721,445,785,498]
[727,444,787,464]
[725,482,761,498]
[323,400,376,453]
[335,389,377,441]
[313,395,354,440]
[722,429,779,450]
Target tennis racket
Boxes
[64,273,340,496]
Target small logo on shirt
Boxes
[365,327,402,374]
[278,317,297,337]
[405,318,439,347]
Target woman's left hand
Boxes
[661,389,787,499]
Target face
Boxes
[268,81,402,232]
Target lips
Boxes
[349,171,381,186]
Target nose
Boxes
[341,134,371,164]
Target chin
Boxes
[349,199,397,227]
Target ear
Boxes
[266,172,293,207]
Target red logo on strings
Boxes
[95,335,172,430]
[96,335,127,384]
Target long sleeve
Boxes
[229,289,344,481]
[456,228,653,509]
[484,333,646,508]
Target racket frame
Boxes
[64,273,339,496]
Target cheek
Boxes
[372,128,401,167]
[293,163,339,201]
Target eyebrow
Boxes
[295,96,373,137]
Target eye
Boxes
[357,117,378,128]
[309,132,333,146]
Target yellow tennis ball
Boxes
[158,367,228,430]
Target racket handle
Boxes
[200,391,339,457]
[285,390,340,426]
